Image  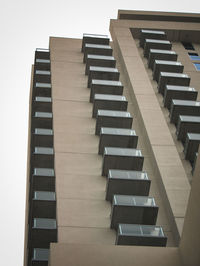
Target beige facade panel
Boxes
[54,131,98,154]
[50,37,82,52]
[58,227,115,245]
[49,243,182,266]
[56,173,106,200]
[180,152,200,266]
[57,198,110,228]
[55,152,101,175]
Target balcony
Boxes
[32,147,54,168]
[95,110,133,135]
[99,127,138,155]
[176,115,200,143]
[30,168,55,195]
[116,224,167,247]
[85,54,116,75]
[102,147,144,176]
[158,72,190,95]
[35,48,50,60]
[32,97,52,113]
[170,100,200,125]
[148,49,177,69]
[34,82,52,97]
[35,59,50,71]
[153,60,184,82]
[140,29,167,48]
[184,133,200,163]
[34,70,51,83]
[88,66,119,88]
[81,33,109,52]
[30,191,56,219]
[32,128,53,148]
[106,170,150,201]
[144,39,172,58]
[92,94,127,118]
[29,218,57,248]
[163,86,197,110]
[31,248,49,266]
[32,112,52,129]
[90,79,123,103]
[83,43,113,63]
[110,195,158,230]
[192,152,198,174]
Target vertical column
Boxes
[179,152,200,266]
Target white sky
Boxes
[1,1,200,265]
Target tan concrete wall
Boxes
[49,243,182,266]
[179,151,200,266]
[131,41,197,184]
[110,24,190,244]
[50,34,177,248]
[50,37,116,245]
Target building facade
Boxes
[24,10,200,266]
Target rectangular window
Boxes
[194,63,200,71]
[33,218,56,229]
[189,55,200,60]
[35,82,51,88]
[188,52,198,56]
[182,42,195,50]
[33,168,54,176]
[34,112,52,118]
[34,191,56,201]
[36,59,50,64]
[35,70,51,75]
[35,96,52,102]
[34,128,53,135]
[34,147,54,155]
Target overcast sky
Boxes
[1,1,200,265]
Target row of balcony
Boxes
[139,29,200,171]
[81,33,167,247]
[28,49,57,266]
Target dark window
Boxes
[189,55,200,60]
[194,63,200,71]
[182,42,195,50]
[188,52,198,56]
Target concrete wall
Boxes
[109,24,190,244]
[49,243,181,266]
[50,37,116,245]
[179,151,200,266]
[47,11,200,266]
[50,32,177,247]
